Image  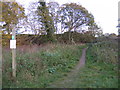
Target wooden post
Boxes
[11,25,16,78]
[12,49,16,77]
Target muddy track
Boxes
[47,48,88,88]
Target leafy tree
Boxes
[109,33,117,37]
[88,23,103,37]
[37,0,56,42]
[47,2,60,33]
[58,3,95,42]
[22,2,41,35]
[0,1,26,34]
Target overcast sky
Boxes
[16,0,119,34]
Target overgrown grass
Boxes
[87,38,118,64]
[61,60,118,88]
[84,37,118,88]
[3,37,118,88]
[2,43,86,88]
[47,38,118,88]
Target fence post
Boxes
[11,24,16,78]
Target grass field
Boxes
[2,37,119,88]
[2,43,86,88]
[47,61,118,88]
[47,38,118,88]
[85,37,118,88]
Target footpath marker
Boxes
[10,40,16,49]
[10,25,16,78]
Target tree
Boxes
[0,1,26,34]
[47,2,60,34]
[36,0,56,42]
[58,3,95,42]
[109,33,117,37]
[88,23,103,37]
[22,2,42,35]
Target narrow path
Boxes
[47,48,87,88]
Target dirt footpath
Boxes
[47,48,87,88]
[72,48,87,72]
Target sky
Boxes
[16,0,119,34]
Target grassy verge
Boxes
[2,43,86,88]
[47,38,118,88]
[65,61,118,88]
[80,38,118,88]
[50,60,118,88]
[47,39,118,88]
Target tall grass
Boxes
[87,37,118,64]
[2,43,85,88]
[46,37,118,88]
[85,37,118,88]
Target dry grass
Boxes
[17,44,40,54]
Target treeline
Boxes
[2,31,95,46]
[1,0,103,44]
